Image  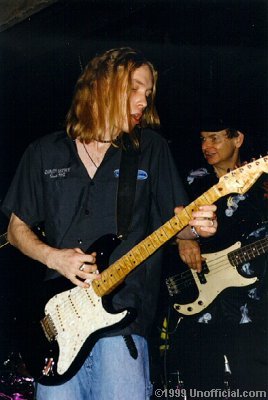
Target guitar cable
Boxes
[160,304,184,394]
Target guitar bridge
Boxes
[166,277,180,296]
[42,357,55,376]
[40,314,57,342]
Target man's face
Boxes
[201,129,239,166]
[121,64,153,133]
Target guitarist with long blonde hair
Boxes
[1,48,217,400]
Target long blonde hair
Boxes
[66,47,160,144]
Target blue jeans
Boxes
[36,335,153,400]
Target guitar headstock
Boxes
[217,155,268,196]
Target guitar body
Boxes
[19,234,135,386]
[172,242,258,316]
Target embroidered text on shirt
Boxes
[44,168,71,178]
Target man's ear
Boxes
[235,131,244,148]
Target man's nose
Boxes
[138,94,147,110]
[201,139,212,149]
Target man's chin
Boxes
[205,157,216,165]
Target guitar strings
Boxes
[168,237,268,291]
[169,257,231,290]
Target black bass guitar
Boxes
[166,235,268,315]
[19,156,268,385]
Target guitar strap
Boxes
[117,128,141,360]
[116,128,141,240]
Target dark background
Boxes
[0,0,267,363]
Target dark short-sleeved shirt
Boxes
[2,129,189,336]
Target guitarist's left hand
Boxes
[175,204,218,239]
[190,204,218,237]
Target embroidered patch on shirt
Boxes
[197,312,212,324]
[247,226,266,239]
[239,303,252,324]
[225,194,247,217]
[44,168,71,178]
[113,169,148,180]
[241,262,254,276]
[187,168,209,185]
[248,287,260,301]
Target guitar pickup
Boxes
[197,262,209,284]
[166,277,180,296]
[40,314,58,342]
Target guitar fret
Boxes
[241,253,247,262]
[94,258,134,296]
[93,280,112,296]
[249,248,256,258]
[127,247,144,265]
[142,236,158,255]
[106,262,129,281]
[150,231,166,247]
[229,237,268,267]
[121,254,136,270]
[196,188,218,205]
[104,260,126,296]
[168,217,185,233]
[106,268,121,283]
[156,228,169,241]
[136,242,151,259]
[183,188,219,221]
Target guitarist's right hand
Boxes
[7,213,100,288]
[177,239,204,272]
[46,247,101,288]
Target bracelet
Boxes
[190,226,200,239]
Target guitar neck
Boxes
[92,185,222,297]
[0,232,8,249]
[229,236,268,267]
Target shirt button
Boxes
[77,239,83,244]
[85,209,90,215]
[90,181,95,186]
